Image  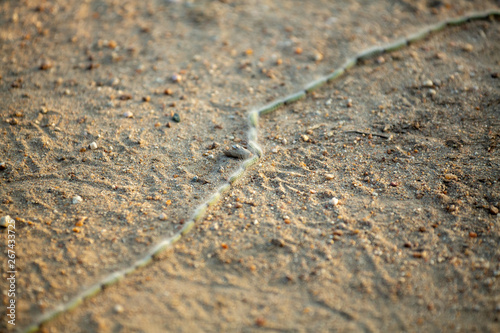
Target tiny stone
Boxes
[172,113,181,122]
[462,43,474,52]
[89,142,98,150]
[119,94,132,101]
[142,96,151,102]
[109,78,120,86]
[171,73,182,83]
[435,52,446,60]
[208,142,220,150]
[271,238,285,247]
[159,213,168,221]
[123,111,133,118]
[0,215,13,227]
[113,304,124,313]
[422,79,434,88]
[224,145,252,159]
[490,206,499,215]
[313,52,323,62]
[72,195,83,204]
[301,134,310,142]
[40,59,53,70]
[325,174,335,180]
[444,173,458,181]
[0,162,6,170]
[330,197,339,206]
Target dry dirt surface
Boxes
[1,0,499,332]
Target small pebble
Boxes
[159,213,168,221]
[422,79,434,88]
[171,73,182,83]
[72,195,83,204]
[271,238,285,247]
[490,206,499,215]
[0,215,13,227]
[75,216,87,227]
[330,197,339,206]
[301,134,310,142]
[313,52,323,62]
[40,59,53,70]
[89,142,98,150]
[462,43,474,52]
[444,173,458,181]
[0,162,6,170]
[208,142,220,150]
[325,174,335,180]
[224,145,252,159]
[113,304,124,313]
[109,78,120,86]
[172,113,181,123]
[119,94,132,101]
[123,111,133,118]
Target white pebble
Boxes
[89,142,98,150]
[422,79,434,88]
[330,197,339,206]
[72,195,83,204]
[159,213,167,221]
[171,73,182,82]
[113,304,124,313]
[253,219,259,225]
[123,111,133,118]
[0,215,13,227]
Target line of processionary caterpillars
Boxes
[22,9,500,333]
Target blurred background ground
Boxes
[0,0,499,332]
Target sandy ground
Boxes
[1,0,499,332]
